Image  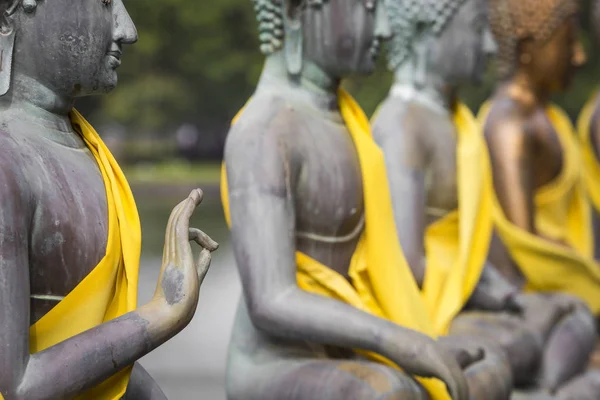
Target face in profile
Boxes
[301,0,391,77]
[13,0,137,98]
[523,16,586,92]
[430,0,496,85]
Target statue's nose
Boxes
[113,0,138,45]
[375,2,392,41]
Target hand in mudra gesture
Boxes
[152,189,219,326]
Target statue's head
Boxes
[386,0,496,86]
[253,0,391,78]
[0,0,137,99]
[489,0,585,92]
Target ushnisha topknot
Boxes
[488,0,579,77]
[252,0,328,55]
[385,0,468,70]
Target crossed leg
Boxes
[226,357,430,400]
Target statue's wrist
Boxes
[143,293,198,334]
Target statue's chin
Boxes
[76,80,117,98]
[353,64,376,77]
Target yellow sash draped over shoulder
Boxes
[26,110,141,400]
[421,103,493,335]
[221,89,450,399]
[577,91,600,213]
[478,101,600,314]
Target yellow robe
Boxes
[478,102,600,314]
[421,103,493,335]
[577,92,600,214]
[20,110,140,400]
[221,90,451,399]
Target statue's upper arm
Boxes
[0,154,32,395]
[224,106,300,305]
[484,108,536,232]
[372,104,428,279]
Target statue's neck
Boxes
[391,61,457,115]
[496,69,549,113]
[257,52,341,115]
[0,73,75,133]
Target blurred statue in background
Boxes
[371,0,597,397]
[0,0,217,399]
[578,0,600,263]
[221,0,511,399]
[479,0,600,397]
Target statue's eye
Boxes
[102,0,112,5]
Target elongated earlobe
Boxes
[0,11,16,97]
[413,40,429,89]
[282,0,303,76]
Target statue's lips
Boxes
[106,51,122,68]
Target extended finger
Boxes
[163,196,190,264]
[175,189,204,238]
[189,228,219,252]
[172,189,204,263]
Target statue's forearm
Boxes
[248,286,435,374]
[16,300,182,400]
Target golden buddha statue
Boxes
[480,0,600,396]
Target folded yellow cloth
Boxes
[27,110,141,399]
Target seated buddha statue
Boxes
[577,0,600,262]
[0,0,218,399]
[479,0,600,396]
[371,0,598,397]
[221,0,512,399]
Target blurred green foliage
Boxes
[78,0,600,151]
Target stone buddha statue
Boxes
[221,0,513,399]
[371,0,600,397]
[0,1,218,399]
[577,0,600,262]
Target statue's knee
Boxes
[334,363,427,400]
[124,363,168,400]
[336,362,428,400]
[541,308,597,390]
[464,341,513,400]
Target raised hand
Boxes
[152,189,219,326]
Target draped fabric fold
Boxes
[221,89,450,399]
[478,102,600,314]
[421,103,494,334]
[27,110,142,400]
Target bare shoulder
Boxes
[224,92,302,193]
[372,96,417,142]
[372,96,445,169]
[484,98,531,150]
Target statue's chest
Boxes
[294,121,364,238]
[28,144,108,318]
